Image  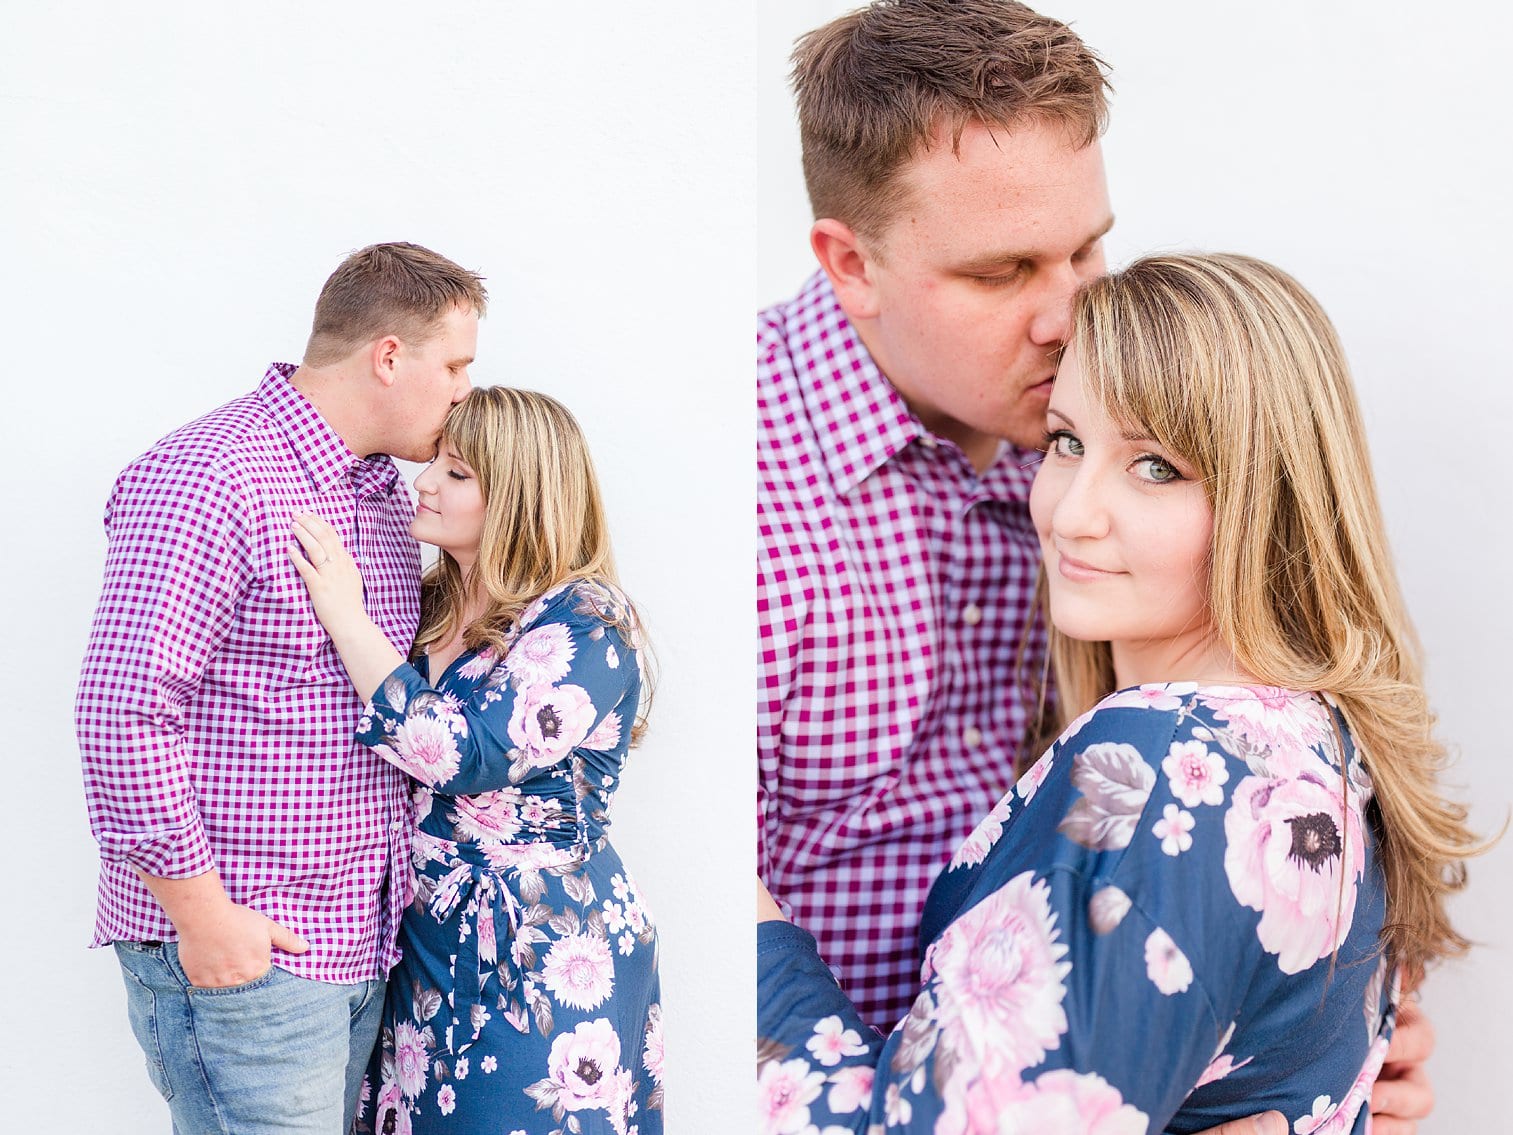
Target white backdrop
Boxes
[761,1,1513,1131]
[2,2,753,1130]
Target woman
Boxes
[756,254,1478,1134]
[291,387,662,1134]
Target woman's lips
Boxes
[1056,550,1120,581]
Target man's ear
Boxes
[811,218,882,322]
[370,335,402,388]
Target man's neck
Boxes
[289,364,368,457]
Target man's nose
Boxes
[1026,264,1080,348]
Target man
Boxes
[77,242,485,1134]
[756,2,1432,1128]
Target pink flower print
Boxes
[757,1056,826,1135]
[826,1065,874,1114]
[505,623,577,687]
[642,1004,664,1086]
[1199,687,1332,764]
[436,1083,457,1116]
[1163,740,1230,807]
[603,900,627,934]
[1224,770,1365,974]
[521,795,562,826]
[923,870,1071,1078]
[481,1055,498,1074]
[450,790,524,843]
[1015,749,1055,806]
[547,1018,623,1112]
[542,932,616,1011]
[604,1066,636,1135]
[374,1078,413,1135]
[1292,1094,1339,1134]
[804,1015,869,1067]
[959,1068,1147,1135]
[1103,682,1198,713]
[883,1082,912,1126]
[605,643,620,669]
[1144,927,1194,995]
[428,862,472,922]
[1196,1052,1247,1088]
[507,683,597,769]
[477,904,498,966]
[1153,804,1195,856]
[950,793,1012,870]
[583,710,623,751]
[1304,1031,1390,1135]
[1195,1023,1253,1088]
[454,1056,469,1081]
[380,716,462,786]
[456,648,497,681]
[392,1020,432,1099]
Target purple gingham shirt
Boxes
[757,273,1049,1027]
[77,363,421,983]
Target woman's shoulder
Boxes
[1058,683,1344,773]
[516,578,635,634]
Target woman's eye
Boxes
[1043,429,1083,458]
[447,470,468,481]
[1133,456,1182,484]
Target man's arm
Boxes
[77,457,304,985]
[137,869,308,987]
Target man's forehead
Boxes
[887,123,1109,249]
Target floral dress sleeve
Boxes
[356,588,635,797]
[758,688,1385,1134]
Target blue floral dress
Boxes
[758,684,1397,1135]
[355,581,662,1135]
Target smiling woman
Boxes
[1032,345,1221,683]
[756,252,1485,1134]
[290,385,662,1134]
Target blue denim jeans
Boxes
[114,941,385,1135]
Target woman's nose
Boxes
[1052,466,1111,540]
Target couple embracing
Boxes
[756,3,1480,1133]
[77,243,662,1134]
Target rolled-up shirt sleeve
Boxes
[76,456,252,878]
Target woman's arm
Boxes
[756,701,1323,1134]
[288,513,404,700]
[291,513,633,797]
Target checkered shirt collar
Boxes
[258,362,398,499]
[792,273,1039,502]
[790,273,923,497]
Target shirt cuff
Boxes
[117,821,217,878]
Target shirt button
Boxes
[964,726,983,748]
[963,603,983,626]
[390,819,404,832]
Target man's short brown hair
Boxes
[303,242,488,367]
[793,0,1110,242]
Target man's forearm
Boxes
[134,867,235,935]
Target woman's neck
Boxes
[1110,632,1255,690]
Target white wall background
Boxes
[2,2,753,1129]
[762,1,1512,1130]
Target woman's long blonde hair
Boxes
[415,386,651,741]
[1049,252,1480,978]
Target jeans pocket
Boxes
[186,964,280,997]
[113,943,174,1102]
